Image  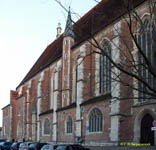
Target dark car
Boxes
[55,145,90,150]
[11,142,22,150]
[28,143,47,150]
[0,141,13,150]
[0,140,6,143]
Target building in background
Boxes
[2,0,156,147]
[1,104,11,140]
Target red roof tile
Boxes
[17,0,145,88]
[73,0,145,48]
[17,35,63,88]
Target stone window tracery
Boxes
[17,121,22,137]
[137,17,156,102]
[100,39,111,94]
[89,108,103,132]
[66,116,72,134]
[43,118,50,135]
[53,71,58,91]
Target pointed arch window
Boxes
[89,108,103,132]
[44,118,50,135]
[53,71,58,91]
[3,125,6,135]
[137,18,156,101]
[17,121,22,137]
[66,116,72,133]
[100,39,111,94]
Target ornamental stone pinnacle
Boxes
[56,22,62,38]
[64,7,74,37]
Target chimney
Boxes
[56,22,62,38]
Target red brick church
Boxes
[2,0,156,146]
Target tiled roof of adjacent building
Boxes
[17,0,145,89]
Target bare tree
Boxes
[54,0,156,102]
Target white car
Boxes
[41,144,58,150]
[19,142,34,150]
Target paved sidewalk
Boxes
[86,146,156,150]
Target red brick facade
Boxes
[2,0,156,146]
[2,104,11,140]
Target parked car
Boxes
[28,143,47,150]
[55,145,90,150]
[19,142,34,150]
[0,141,12,150]
[11,142,22,150]
[41,144,58,150]
[0,139,6,143]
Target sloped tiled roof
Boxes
[17,35,63,88]
[1,104,11,110]
[73,0,145,47]
[17,0,145,88]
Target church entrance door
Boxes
[140,113,154,145]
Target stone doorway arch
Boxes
[134,108,156,145]
[140,113,154,145]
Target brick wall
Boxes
[2,105,11,140]
[57,107,76,143]
[82,100,111,144]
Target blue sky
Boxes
[0,0,97,126]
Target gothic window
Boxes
[75,57,83,101]
[53,71,58,91]
[17,121,22,137]
[44,118,50,135]
[89,108,103,132]
[137,18,156,102]
[66,116,72,133]
[100,39,111,94]
[77,57,83,81]
[3,125,6,135]
[37,81,42,97]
